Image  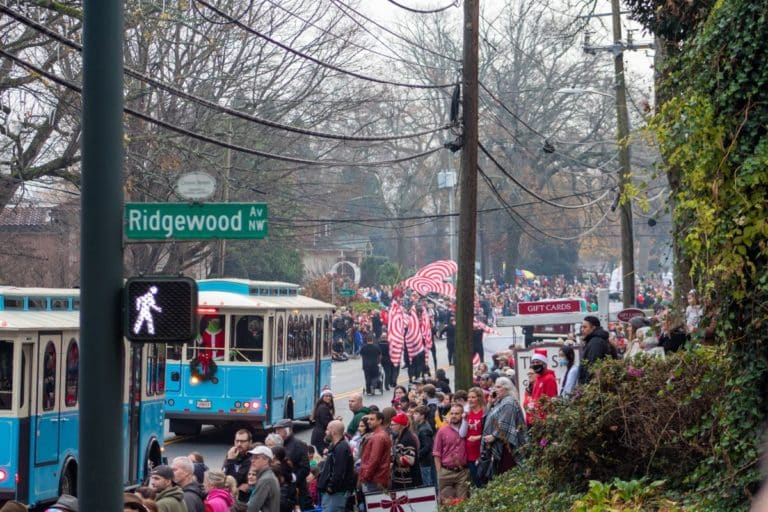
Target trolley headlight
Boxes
[0,469,7,482]
[251,400,261,410]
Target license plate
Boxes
[196,399,212,409]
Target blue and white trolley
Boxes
[0,286,166,506]
[164,279,334,436]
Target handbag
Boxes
[475,446,496,487]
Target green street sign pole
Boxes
[81,0,124,510]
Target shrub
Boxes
[525,349,726,490]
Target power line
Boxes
[329,0,460,64]
[478,142,614,209]
[194,0,457,90]
[262,0,455,73]
[0,48,446,168]
[386,0,460,14]
[1,5,452,143]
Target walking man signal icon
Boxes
[133,285,162,335]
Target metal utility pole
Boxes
[80,0,124,510]
[611,0,635,307]
[455,0,479,391]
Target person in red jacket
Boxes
[530,352,557,422]
[358,411,392,493]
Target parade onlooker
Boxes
[580,316,615,382]
[310,388,335,454]
[1,501,27,512]
[188,452,208,485]
[359,336,382,395]
[124,492,150,512]
[685,289,703,335]
[433,404,469,501]
[273,419,312,510]
[149,465,186,512]
[390,412,422,489]
[44,495,78,512]
[203,470,235,512]
[530,352,558,422]
[440,317,456,366]
[412,405,435,487]
[465,387,486,486]
[318,420,356,512]
[482,378,527,478]
[264,433,283,449]
[559,345,579,398]
[223,429,253,503]
[391,385,407,411]
[378,333,395,390]
[346,393,371,438]
[246,446,279,512]
[171,456,205,512]
[523,368,536,426]
[359,411,392,492]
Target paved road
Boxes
[162,339,453,466]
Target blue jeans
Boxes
[322,490,349,512]
[420,465,435,487]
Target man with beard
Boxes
[433,404,469,500]
[317,420,355,512]
[222,429,253,503]
[580,315,615,383]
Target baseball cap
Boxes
[248,446,274,459]
[273,419,292,430]
[46,494,78,512]
[391,412,409,426]
[150,465,174,481]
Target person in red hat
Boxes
[390,412,422,489]
[529,350,558,423]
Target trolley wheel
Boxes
[59,460,77,497]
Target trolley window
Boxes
[51,298,70,310]
[323,314,332,357]
[64,339,79,407]
[190,315,225,362]
[287,314,313,361]
[0,341,12,409]
[147,343,166,396]
[233,315,264,362]
[276,317,284,363]
[42,342,56,411]
[2,296,23,310]
[28,297,47,310]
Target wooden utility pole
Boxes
[455,0,479,391]
[611,0,635,308]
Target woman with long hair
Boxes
[310,388,335,454]
[558,345,579,398]
[466,387,486,486]
[391,385,408,411]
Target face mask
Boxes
[558,357,569,366]
[531,365,544,374]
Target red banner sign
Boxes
[617,308,645,322]
[517,300,582,315]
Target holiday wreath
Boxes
[189,356,218,382]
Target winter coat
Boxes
[182,481,206,512]
[155,485,187,512]
[205,488,235,512]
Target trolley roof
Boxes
[0,310,79,331]
[198,290,335,311]
[0,286,80,297]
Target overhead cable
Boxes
[0,49,444,168]
[386,0,460,14]
[478,142,613,209]
[194,0,457,90]
[1,5,451,143]
[329,0,460,64]
[263,0,455,73]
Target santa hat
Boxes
[534,349,548,357]
[531,353,548,364]
[320,387,333,397]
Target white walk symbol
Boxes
[133,286,162,335]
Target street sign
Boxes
[124,276,198,342]
[125,202,267,240]
[175,172,216,200]
[339,289,355,297]
[616,308,645,323]
[517,299,584,315]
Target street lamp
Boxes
[557,86,635,307]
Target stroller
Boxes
[364,365,385,395]
[331,340,348,361]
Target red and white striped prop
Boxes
[473,319,499,335]
[388,301,405,366]
[402,275,456,298]
[472,352,481,365]
[405,307,424,358]
[415,259,457,281]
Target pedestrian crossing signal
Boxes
[124,276,197,343]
